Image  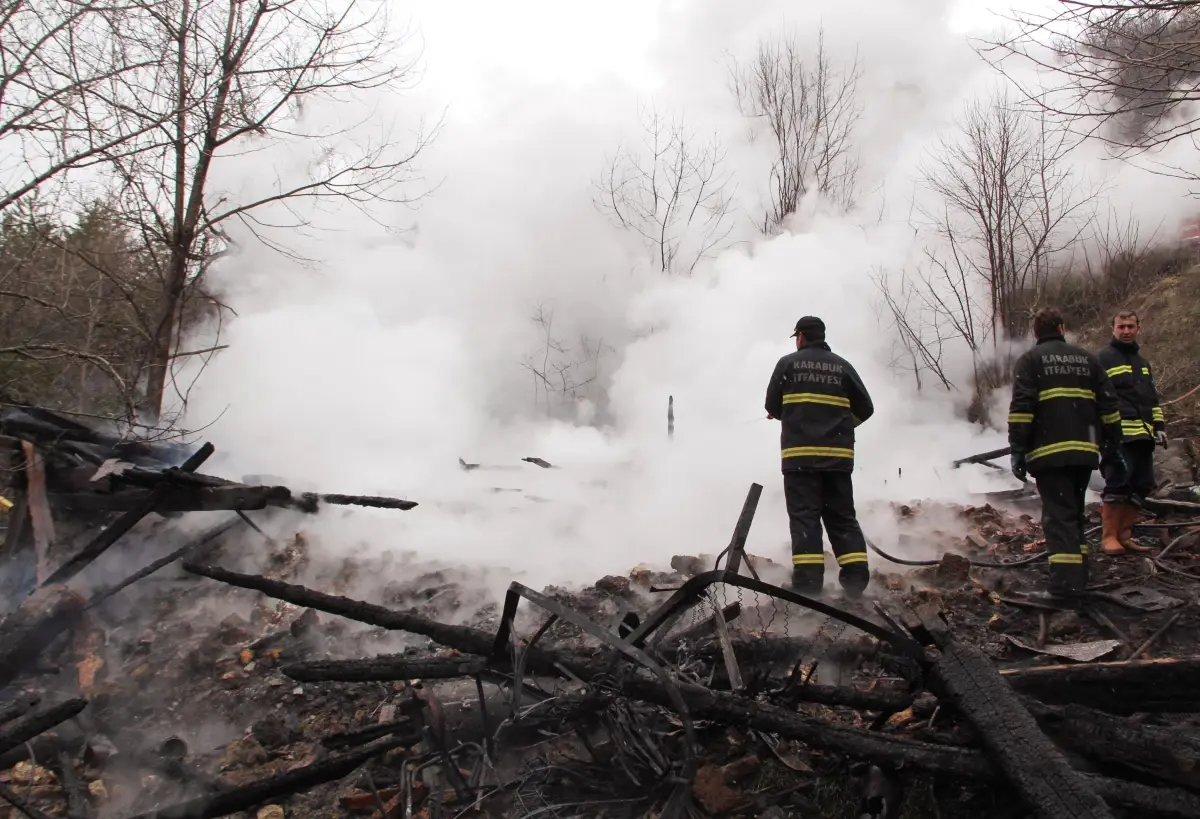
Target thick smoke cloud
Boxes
[177,0,1196,591]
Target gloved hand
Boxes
[1156,430,1168,448]
[1010,451,1027,483]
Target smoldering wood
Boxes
[121,736,409,819]
[50,485,292,515]
[927,636,1114,819]
[0,585,86,688]
[39,443,215,587]
[0,699,87,756]
[53,749,93,819]
[0,694,40,725]
[319,718,419,750]
[85,518,246,610]
[1001,656,1200,714]
[1026,700,1200,791]
[188,562,1200,817]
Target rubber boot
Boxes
[1118,504,1153,553]
[790,565,824,597]
[839,564,870,600]
[1100,502,1126,556]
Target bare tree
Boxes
[520,304,611,417]
[91,0,433,421]
[0,0,171,212]
[730,28,861,231]
[919,92,1097,346]
[869,266,956,392]
[593,105,735,275]
[985,2,1200,161]
[871,94,1097,408]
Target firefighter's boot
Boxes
[1100,502,1126,556]
[1117,504,1152,553]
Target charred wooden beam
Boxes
[189,563,1200,818]
[938,642,1115,817]
[917,607,1113,819]
[50,485,290,514]
[122,736,407,819]
[1027,700,1200,791]
[0,699,87,757]
[0,694,39,726]
[1002,656,1200,714]
[0,585,86,688]
[282,654,911,712]
[40,443,214,587]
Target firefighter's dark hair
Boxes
[1112,309,1139,326]
[1032,307,1065,339]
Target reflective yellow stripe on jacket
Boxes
[1008,412,1034,424]
[1106,365,1133,377]
[1027,441,1099,461]
[1101,411,1121,424]
[782,392,851,408]
[781,446,854,459]
[1122,420,1152,437]
[1038,388,1094,401]
[1152,407,1165,423]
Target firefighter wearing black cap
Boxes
[1096,309,1166,556]
[1008,307,1122,598]
[765,316,875,597]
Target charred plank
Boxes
[0,585,86,688]
[51,485,290,515]
[0,699,87,757]
[0,694,40,726]
[921,607,1113,819]
[1026,700,1200,791]
[122,736,407,819]
[1003,657,1200,714]
[40,443,214,586]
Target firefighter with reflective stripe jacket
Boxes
[1008,307,1121,599]
[1095,309,1166,557]
[765,316,875,598]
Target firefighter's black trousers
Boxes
[1102,439,1156,503]
[783,470,869,595]
[1034,465,1092,596]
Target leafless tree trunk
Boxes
[984,1,1200,165]
[94,0,434,421]
[729,28,861,232]
[593,105,735,276]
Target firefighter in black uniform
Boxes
[1008,308,1122,598]
[1096,309,1167,556]
[765,316,875,597]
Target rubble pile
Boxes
[2,410,1200,818]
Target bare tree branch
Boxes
[593,104,736,275]
[729,27,861,232]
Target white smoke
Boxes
[176,0,1197,591]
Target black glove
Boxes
[1010,451,1027,483]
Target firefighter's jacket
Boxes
[1007,334,1121,475]
[765,340,874,472]
[1096,338,1165,442]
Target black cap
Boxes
[790,316,826,339]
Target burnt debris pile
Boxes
[2,419,1200,817]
